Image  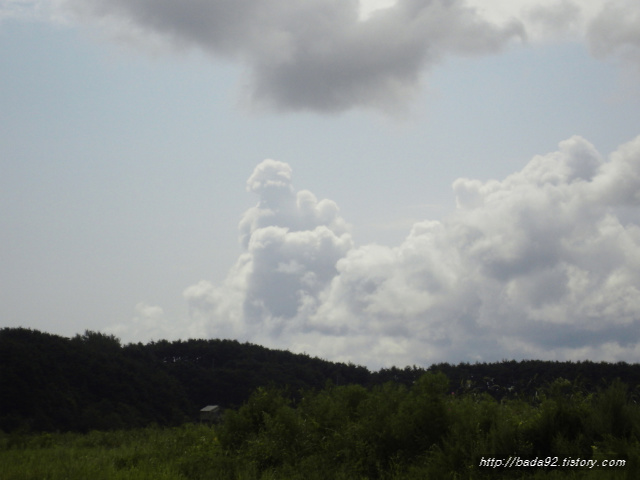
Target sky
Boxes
[2,0,640,369]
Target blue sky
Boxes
[2,0,640,368]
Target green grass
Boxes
[0,424,244,480]
[2,376,639,479]
[1,423,637,480]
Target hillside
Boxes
[1,327,639,433]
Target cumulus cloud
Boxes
[105,302,207,342]
[58,0,524,113]
[184,159,352,342]
[173,134,640,369]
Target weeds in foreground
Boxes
[2,375,639,479]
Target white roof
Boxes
[200,405,220,412]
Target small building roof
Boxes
[200,405,220,412]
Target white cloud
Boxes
[183,159,353,344]
[105,302,191,342]
[131,134,640,369]
[239,159,348,248]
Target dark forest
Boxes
[2,327,639,434]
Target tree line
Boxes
[1,327,639,434]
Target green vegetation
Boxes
[0,327,371,432]
[0,424,232,480]
[2,327,640,477]
[3,327,640,435]
[2,374,639,479]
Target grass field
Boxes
[1,423,637,479]
[2,376,639,479]
[0,424,240,480]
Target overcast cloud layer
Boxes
[47,0,639,113]
[108,134,640,368]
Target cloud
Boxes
[169,134,640,369]
[10,2,640,111]
[239,159,349,247]
[59,0,524,113]
[104,302,206,342]
[523,0,583,40]
[0,0,56,22]
[452,1,640,70]
[586,0,640,68]
[184,159,353,341]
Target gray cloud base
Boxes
[587,0,640,66]
[171,134,640,368]
[58,0,640,113]
[61,0,524,113]
[11,2,640,113]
